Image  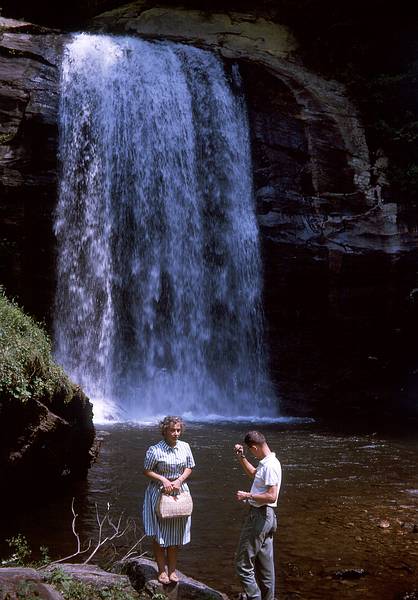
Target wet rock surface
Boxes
[0,22,67,318]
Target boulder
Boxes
[42,563,140,597]
[121,557,227,600]
[0,567,63,600]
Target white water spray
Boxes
[54,34,277,421]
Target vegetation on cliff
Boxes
[0,288,95,491]
[0,287,72,403]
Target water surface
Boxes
[2,422,417,600]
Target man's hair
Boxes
[244,430,266,446]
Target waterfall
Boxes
[54,33,277,422]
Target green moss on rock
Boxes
[0,287,73,403]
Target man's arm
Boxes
[234,444,256,478]
[236,484,278,504]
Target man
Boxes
[234,431,282,600]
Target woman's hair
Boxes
[244,430,266,446]
[159,415,185,436]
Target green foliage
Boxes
[0,131,15,144]
[2,534,51,569]
[39,545,51,566]
[0,287,74,403]
[46,568,139,600]
[15,579,39,600]
[5,534,32,566]
[151,593,168,600]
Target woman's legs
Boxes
[152,541,180,583]
[167,546,179,581]
[152,539,169,582]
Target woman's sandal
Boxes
[169,573,179,583]
[158,572,170,585]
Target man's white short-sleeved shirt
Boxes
[249,452,282,507]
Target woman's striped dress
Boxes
[142,439,195,547]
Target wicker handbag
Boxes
[157,491,193,519]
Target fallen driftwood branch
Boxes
[40,497,145,569]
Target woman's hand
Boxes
[160,477,174,494]
[172,478,182,492]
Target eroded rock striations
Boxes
[0,388,95,493]
[0,18,68,318]
[1,5,418,419]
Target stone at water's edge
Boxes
[0,562,227,600]
[0,568,63,600]
[120,557,228,600]
[42,563,140,597]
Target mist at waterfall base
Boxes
[54,33,285,423]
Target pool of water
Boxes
[1,421,417,599]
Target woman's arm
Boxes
[144,469,174,494]
[172,467,192,491]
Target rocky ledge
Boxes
[119,557,227,600]
[91,1,404,255]
[0,560,227,600]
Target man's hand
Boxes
[236,490,251,502]
[234,444,244,456]
[234,443,257,478]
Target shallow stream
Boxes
[2,421,417,599]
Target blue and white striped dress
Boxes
[142,439,195,547]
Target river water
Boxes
[2,421,417,600]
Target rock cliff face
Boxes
[1,6,417,419]
[0,388,96,495]
[0,18,66,318]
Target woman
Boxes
[143,416,195,584]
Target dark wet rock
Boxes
[396,592,418,600]
[0,388,95,494]
[400,521,418,533]
[0,21,68,318]
[332,568,368,580]
[121,557,227,600]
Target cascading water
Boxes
[54,33,277,422]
